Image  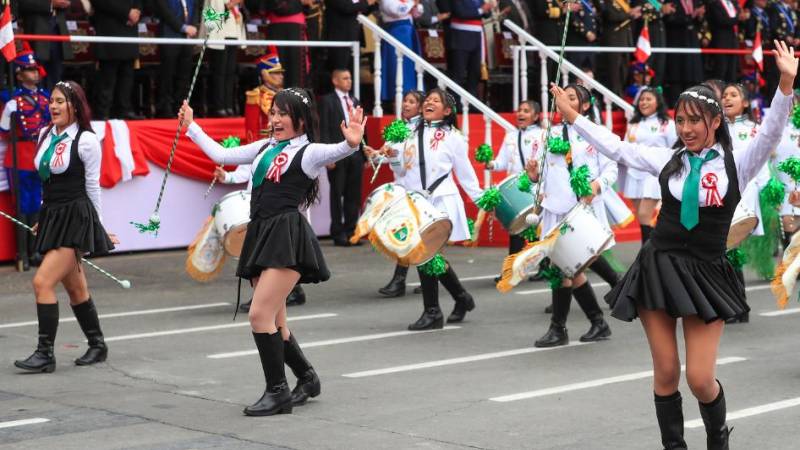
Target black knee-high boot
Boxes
[245,331,292,416]
[378,264,408,297]
[655,391,688,450]
[15,303,59,373]
[534,286,571,347]
[572,282,611,342]
[438,264,475,323]
[408,268,443,330]
[641,224,653,245]
[699,381,730,450]
[283,333,320,406]
[589,257,619,288]
[71,299,108,365]
[286,285,306,306]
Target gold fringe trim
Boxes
[367,230,429,267]
[496,232,559,293]
[350,222,368,244]
[614,213,635,229]
[771,261,790,310]
[185,217,226,282]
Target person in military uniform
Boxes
[602,0,642,97]
[0,49,51,267]
[633,0,676,89]
[766,0,799,101]
[244,47,285,144]
[566,0,601,74]
[706,0,743,82]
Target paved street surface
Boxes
[0,241,798,449]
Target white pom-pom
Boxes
[525,213,540,226]
[149,213,161,225]
[120,280,132,289]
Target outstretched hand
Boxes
[341,106,367,148]
[179,100,194,126]
[774,40,798,94]
[549,83,580,125]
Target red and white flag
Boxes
[752,28,764,72]
[0,3,15,62]
[634,24,651,64]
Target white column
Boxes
[561,65,569,87]
[395,52,404,117]
[352,43,361,100]
[604,96,613,130]
[512,45,519,108]
[416,61,424,91]
[483,114,492,188]
[373,33,383,117]
[461,98,470,143]
[521,44,528,102]
[540,51,549,128]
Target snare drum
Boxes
[547,203,615,277]
[495,173,537,235]
[352,183,407,242]
[214,190,251,257]
[727,202,758,249]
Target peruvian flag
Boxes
[0,3,14,62]
[634,24,651,63]
[752,28,764,72]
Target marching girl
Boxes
[376,90,424,298]
[14,81,117,373]
[375,88,483,330]
[179,88,366,416]
[526,83,615,348]
[550,40,796,449]
[775,97,800,250]
[624,87,677,244]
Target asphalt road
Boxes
[0,241,798,449]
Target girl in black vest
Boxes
[549,40,797,449]
[180,89,366,416]
[14,81,117,374]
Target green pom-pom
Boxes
[792,104,800,129]
[778,157,800,183]
[475,143,494,163]
[569,164,594,197]
[519,226,538,242]
[547,136,570,155]
[467,218,475,241]
[726,248,748,270]
[131,213,160,236]
[517,171,532,193]
[539,261,563,290]
[760,176,786,209]
[221,136,241,148]
[420,253,447,276]
[202,7,230,33]
[476,187,501,211]
[382,119,410,143]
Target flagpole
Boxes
[5,8,26,271]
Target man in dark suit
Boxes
[19,0,74,92]
[324,0,375,71]
[320,69,364,246]
[448,0,493,98]
[153,0,202,118]
[89,0,143,120]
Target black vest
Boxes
[42,129,89,205]
[650,148,740,260]
[250,144,313,219]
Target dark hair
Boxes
[402,90,424,120]
[662,85,732,179]
[518,100,542,126]
[722,83,757,123]
[271,87,320,207]
[565,83,595,123]
[331,68,351,79]
[418,88,458,132]
[36,80,93,153]
[701,79,726,99]
[629,87,670,124]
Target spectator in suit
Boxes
[602,1,641,97]
[448,0,493,98]
[531,0,565,83]
[265,0,308,88]
[19,0,74,92]
[664,0,706,104]
[153,0,202,118]
[201,0,247,117]
[417,0,449,28]
[565,0,600,74]
[766,0,799,102]
[90,0,144,120]
[324,0,375,71]
[707,0,743,82]
[319,69,364,245]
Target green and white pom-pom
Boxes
[778,157,800,183]
[547,136,570,155]
[539,261,563,290]
[202,7,230,33]
[517,171,532,193]
[761,176,786,208]
[420,254,447,276]
[475,143,494,163]
[467,218,475,241]
[131,213,161,236]
[726,248,748,270]
[476,187,501,211]
[569,164,593,197]
[221,135,241,148]
[382,119,410,143]
[520,226,538,242]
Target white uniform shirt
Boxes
[386,115,421,187]
[380,0,421,21]
[625,115,677,180]
[571,90,794,205]
[35,123,103,220]
[491,124,545,174]
[726,116,758,153]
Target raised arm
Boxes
[301,106,366,176]
[180,101,265,165]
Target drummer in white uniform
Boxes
[374,88,484,330]
[624,87,677,244]
[775,101,800,247]
[526,83,614,348]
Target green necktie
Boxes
[38,132,68,182]
[252,140,289,188]
[680,149,719,230]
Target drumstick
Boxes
[370,156,385,184]
[204,164,224,199]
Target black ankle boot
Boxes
[654,391,688,450]
[286,286,306,306]
[535,287,571,347]
[439,265,475,323]
[379,265,408,297]
[71,299,108,365]
[15,303,59,373]
[699,381,730,450]
[244,332,293,416]
[572,283,612,342]
[589,257,620,288]
[284,334,321,406]
[408,307,444,330]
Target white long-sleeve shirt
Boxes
[380,0,422,21]
[491,124,545,173]
[624,115,677,180]
[726,116,758,153]
[35,123,102,220]
[571,90,793,205]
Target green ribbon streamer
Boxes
[382,119,410,143]
[569,164,593,197]
[420,254,447,276]
[38,132,68,182]
[221,136,241,148]
[252,140,289,188]
[520,226,538,242]
[778,156,800,183]
[517,171,532,193]
[476,187,501,211]
[726,248,748,270]
[475,144,494,163]
[547,136,570,155]
[202,7,231,33]
[539,261,563,290]
[130,213,161,236]
[740,183,782,279]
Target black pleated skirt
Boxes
[606,242,748,323]
[34,198,114,255]
[236,210,330,283]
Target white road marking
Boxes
[744,284,770,292]
[515,282,609,295]
[207,326,460,359]
[343,342,590,378]
[760,307,800,317]
[685,396,800,429]
[490,357,746,402]
[406,274,499,287]
[0,418,50,429]
[105,313,337,342]
[0,302,231,329]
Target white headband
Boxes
[680,90,720,110]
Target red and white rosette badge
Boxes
[52,142,68,168]
[266,152,289,183]
[702,173,723,207]
[430,128,446,150]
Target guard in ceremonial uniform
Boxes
[0,49,51,266]
[448,0,493,98]
[245,48,284,144]
[566,0,600,72]
[265,0,307,88]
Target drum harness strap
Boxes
[418,125,450,197]
[518,130,526,170]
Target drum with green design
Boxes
[495,174,537,235]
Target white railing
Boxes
[503,21,634,129]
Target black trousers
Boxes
[208,44,238,112]
[448,47,481,98]
[157,44,194,116]
[267,22,306,88]
[94,59,135,119]
[327,152,364,240]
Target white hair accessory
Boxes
[285,88,310,105]
[680,90,721,110]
